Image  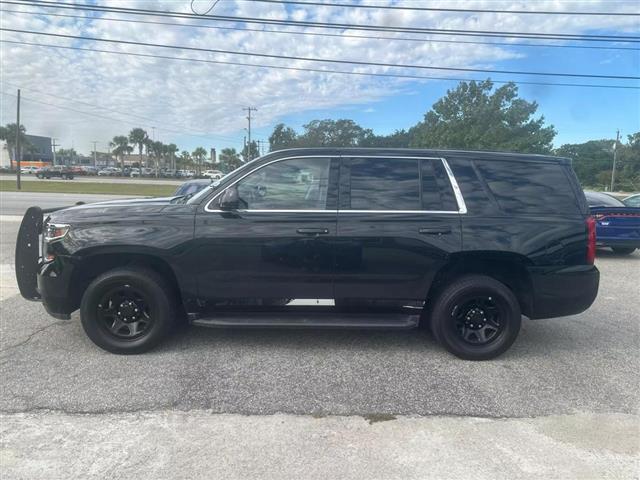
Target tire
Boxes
[80,267,176,354]
[429,275,521,361]
[611,247,636,255]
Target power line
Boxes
[3,39,638,90]
[0,90,243,143]
[4,8,637,52]
[3,0,638,43]
[244,0,640,16]
[3,28,638,81]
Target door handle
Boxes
[297,228,329,235]
[419,227,452,235]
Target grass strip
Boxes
[0,180,175,197]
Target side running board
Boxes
[192,310,420,329]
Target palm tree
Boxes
[109,135,132,173]
[192,147,207,176]
[128,128,148,167]
[166,143,178,170]
[0,123,29,170]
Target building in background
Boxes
[22,134,53,163]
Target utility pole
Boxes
[610,129,620,192]
[16,89,21,190]
[51,138,59,166]
[92,141,98,167]
[243,107,257,161]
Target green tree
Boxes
[361,129,411,148]
[128,128,148,167]
[192,147,207,175]
[555,139,614,187]
[242,140,259,161]
[410,79,556,153]
[219,147,242,173]
[0,123,29,169]
[298,119,373,147]
[109,135,132,172]
[177,150,191,169]
[269,123,298,151]
[166,143,178,170]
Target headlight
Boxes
[44,223,70,242]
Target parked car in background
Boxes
[173,179,212,198]
[623,193,640,208]
[97,167,120,176]
[16,148,600,359]
[36,166,74,180]
[129,167,141,177]
[20,166,40,175]
[81,166,99,175]
[202,169,224,180]
[584,191,640,255]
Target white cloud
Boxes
[0,0,636,153]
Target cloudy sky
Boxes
[0,0,638,156]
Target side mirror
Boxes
[219,186,240,210]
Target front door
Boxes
[193,156,339,306]
[334,156,463,304]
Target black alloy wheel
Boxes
[429,275,521,360]
[96,284,154,340]
[452,296,504,346]
[81,267,176,354]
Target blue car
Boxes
[584,191,640,255]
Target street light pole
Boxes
[610,129,620,192]
[16,89,21,191]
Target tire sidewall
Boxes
[431,276,521,360]
[80,269,174,354]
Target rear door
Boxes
[334,155,463,303]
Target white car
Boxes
[20,166,40,174]
[129,168,141,177]
[203,169,224,180]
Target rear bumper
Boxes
[527,265,599,319]
[596,238,640,248]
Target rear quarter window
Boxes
[475,160,581,215]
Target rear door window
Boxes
[346,157,459,212]
[349,157,420,210]
[475,160,581,215]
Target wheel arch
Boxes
[69,252,186,316]
[427,251,534,317]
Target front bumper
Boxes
[15,206,74,320]
[527,265,599,319]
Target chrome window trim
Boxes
[204,154,467,214]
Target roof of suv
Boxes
[263,148,570,165]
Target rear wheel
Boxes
[611,247,636,255]
[429,275,521,360]
[80,267,176,354]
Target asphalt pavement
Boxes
[0,191,638,478]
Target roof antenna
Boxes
[190,0,221,15]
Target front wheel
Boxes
[611,247,636,255]
[429,275,521,360]
[80,267,176,354]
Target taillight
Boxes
[586,216,596,264]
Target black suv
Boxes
[16,148,599,360]
[36,166,75,180]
